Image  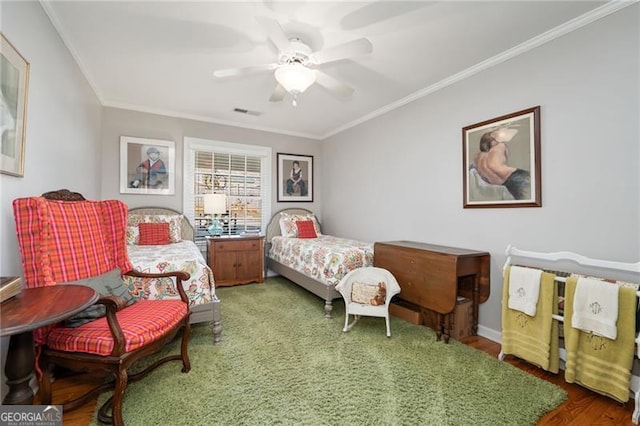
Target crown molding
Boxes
[321,0,639,139]
[40,0,637,141]
[39,0,104,102]
[103,100,322,140]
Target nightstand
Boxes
[206,235,265,287]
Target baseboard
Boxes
[477,325,502,344]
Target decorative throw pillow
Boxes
[296,220,317,238]
[127,214,145,228]
[125,226,139,245]
[293,214,322,236]
[63,268,136,328]
[279,214,298,238]
[128,214,182,243]
[351,281,387,305]
[143,214,182,243]
[138,222,171,245]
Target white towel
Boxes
[572,277,619,340]
[507,265,543,316]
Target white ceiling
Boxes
[42,1,624,140]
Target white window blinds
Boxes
[183,137,272,243]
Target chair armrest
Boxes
[123,270,190,304]
[95,295,127,355]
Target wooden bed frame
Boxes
[265,208,342,318]
[128,207,222,343]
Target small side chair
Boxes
[335,267,401,337]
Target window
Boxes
[183,137,272,252]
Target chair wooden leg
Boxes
[111,369,128,426]
[181,323,191,373]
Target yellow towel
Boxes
[501,266,559,373]
[564,276,636,403]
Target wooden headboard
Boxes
[265,208,321,243]
[128,207,195,241]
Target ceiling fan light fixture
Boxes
[274,63,316,95]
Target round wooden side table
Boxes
[1,284,98,405]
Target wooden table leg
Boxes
[436,314,444,341]
[443,314,451,344]
[3,331,35,405]
[472,273,480,335]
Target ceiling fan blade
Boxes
[314,70,354,98]
[309,38,372,65]
[255,16,291,53]
[213,63,278,78]
[269,84,287,102]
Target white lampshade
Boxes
[274,63,316,94]
[203,194,227,215]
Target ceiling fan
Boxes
[213,17,373,106]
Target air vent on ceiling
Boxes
[233,108,262,116]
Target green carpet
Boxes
[92,277,566,425]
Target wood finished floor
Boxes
[39,334,635,425]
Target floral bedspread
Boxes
[124,241,215,307]
[268,235,374,287]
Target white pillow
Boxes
[279,214,298,238]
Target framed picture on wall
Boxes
[120,136,175,195]
[1,34,30,177]
[462,106,541,208]
[277,153,313,202]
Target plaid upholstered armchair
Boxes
[13,190,191,426]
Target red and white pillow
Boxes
[279,213,321,238]
[295,220,317,238]
[138,222,171,245]
[127,214,182,245]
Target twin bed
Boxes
[123,207,221,343]
[265,208,374,317]
[124,206,369,339]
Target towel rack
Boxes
[500,245,640,425]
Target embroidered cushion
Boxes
[47,300,187,355]
[138,222,171,245]
[351,281,387,305]
[296,220,317,238]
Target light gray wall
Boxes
[0,1,103,400]
[321,6,639,338]
[101,107,321,217]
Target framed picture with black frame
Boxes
[462,106,541,208]
[277,153,313,202]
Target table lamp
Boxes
[204,193,227,236]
